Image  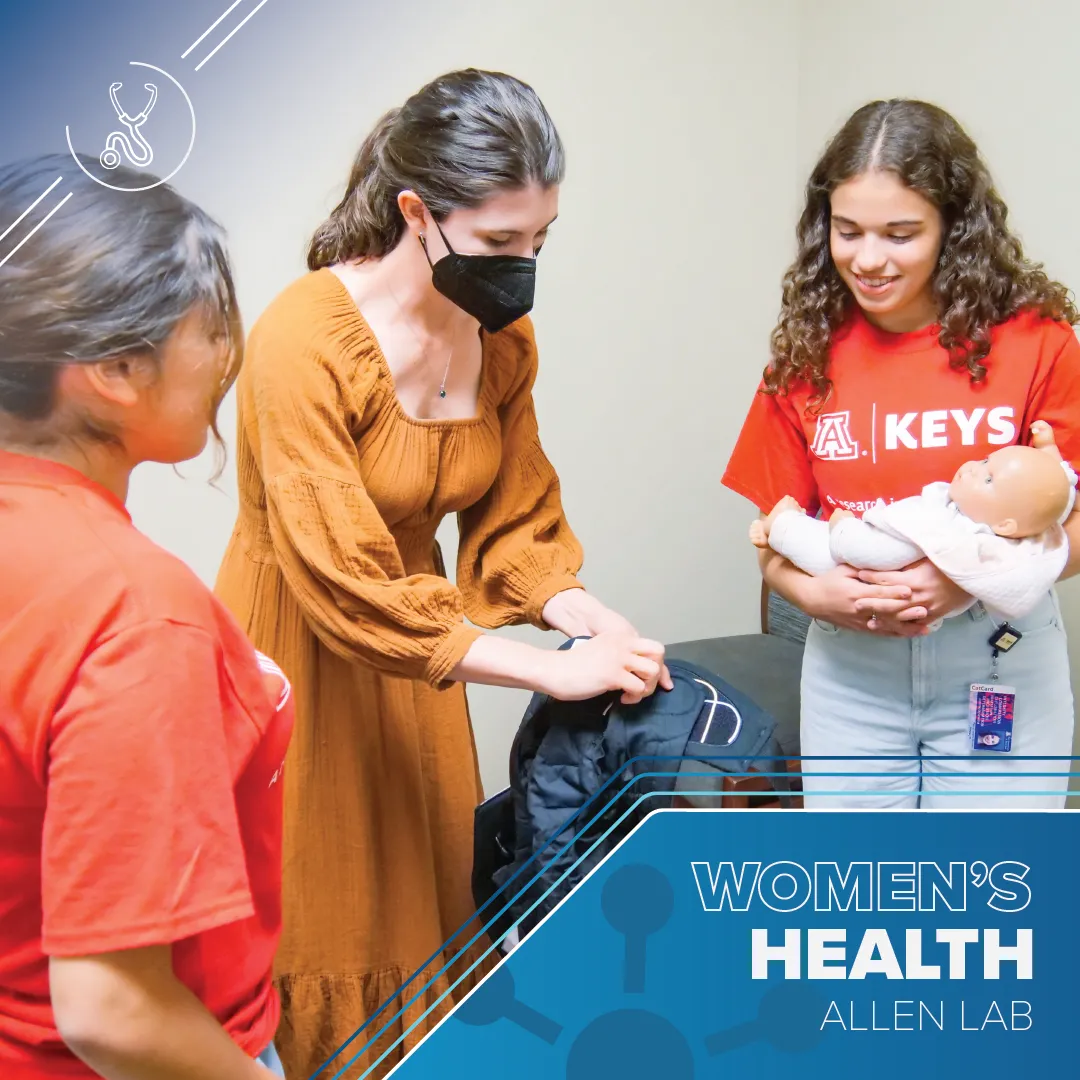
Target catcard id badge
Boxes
[968,682,1015,753]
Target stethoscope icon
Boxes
[99,81,158,170]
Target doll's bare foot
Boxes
[751,496,812,548]
[828,508,855,531]
[1030,420,1054,449]
[1031,420,1063,460]
[751,496,805,547]
[764,495,804,529]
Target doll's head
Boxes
[949,446,1072,537]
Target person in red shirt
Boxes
[0,154,292,1078]
[724,100,1080,808]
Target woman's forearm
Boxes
[50,950,270,1080]
[759,547,818,616]
[447,623,667,704]
[539,588,594,637]
[1058,512,1080,582]
[448,633,554,694]
[540,587,635,638]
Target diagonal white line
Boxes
[181,0,247,59]
[0,191,73,269]
[194,0,269,71]
[0,176,63,246]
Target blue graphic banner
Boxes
[389,808,1073,1078]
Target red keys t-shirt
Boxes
[723,309,1080,517]
[0,451,294,1078]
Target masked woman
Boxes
[214,68,669,1078]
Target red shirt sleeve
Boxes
[722,383,820,516]
[41,621,255,956]
[1023,327,1080,473]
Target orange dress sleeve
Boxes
[456,319,584,629]
[242,325,482,688]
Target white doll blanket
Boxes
[862,482,1069,620]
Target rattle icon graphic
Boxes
[99,81,158,170]
[457,862,827,1078]
[565,865,693,1078]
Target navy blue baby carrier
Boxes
[471,645,788,943]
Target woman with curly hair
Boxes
[723,99,1080,808]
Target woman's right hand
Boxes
[799,564,929,637]
[538,632,668,705]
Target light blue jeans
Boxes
[800,591,1074,808]
[257,1042,286,1077]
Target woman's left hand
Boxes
[852,559,971,630]
[542,589,674,691]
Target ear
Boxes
[79,355,155,408]
[397,189,429,239]
[993,517,1019,538]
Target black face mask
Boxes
[420,219,536,334]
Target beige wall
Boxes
[794,0,1080,780]
[125,0,1080,795]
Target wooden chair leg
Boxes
[721,785,751,808]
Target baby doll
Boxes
[750,421,1078,623]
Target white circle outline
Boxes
[64,61,196,192]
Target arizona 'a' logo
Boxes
[811,411,859,460]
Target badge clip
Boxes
[988,623,1023,653]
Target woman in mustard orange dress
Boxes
[214,68,670,1079]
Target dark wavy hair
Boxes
[307,68,565,269]
[764,99,1078,409]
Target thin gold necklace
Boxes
[387,283,454,398]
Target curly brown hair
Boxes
[765,99,1077,410]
